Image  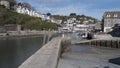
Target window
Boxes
[114,14,118,17]
[106,14,111,17]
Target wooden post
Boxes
[113,40,116,48]
[118,40,120,48]
[117,40,118,48]
[96,40,98,46]
[93,41,95,46]
[106,40,107,47]
[100,40,101,47]
[97,40,98,46]
[113,40,115,48]
[95,41,97,46]
[115,40,117,48]
[105,40,107,47]
[110,40,112,48]
[97,40,99,47]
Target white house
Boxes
[67,18,76,24]
[15,3,42,18]
[40,14,50,21]
[75,24,89,31]
[50,18,62,24]
[15,4,30,15]
[15,3,63,23]
[0,0,10,9]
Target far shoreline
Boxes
[0,31,58,40]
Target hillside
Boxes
[51,13,100,24]
[0,6,58,30]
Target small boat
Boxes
[81,32,87,39]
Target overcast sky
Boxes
[16,0,120,20]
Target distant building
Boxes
[0,0,10,9]
[75,24,89,31]
[103,11,120,32]
[51,18,62,25]
[95,21,102,30]
[41,14,50,21]
[67,18,76,24]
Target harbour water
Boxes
[0,36,45,68]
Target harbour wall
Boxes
[19,37,71,68]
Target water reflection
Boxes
[70,45,93,53]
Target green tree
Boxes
[47,13,51,16]
[70,13,76,16]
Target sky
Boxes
[16,0,120,20]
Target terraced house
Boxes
[103,11,120,32]
[14,2,41,17]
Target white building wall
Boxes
[0,1,10,9]
[15,4,51,21]
[104,18,120,32]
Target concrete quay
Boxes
[19,37,65,68]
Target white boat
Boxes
[81,32,88,38]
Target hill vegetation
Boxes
[0,6,58,30]
[51,13,99,24]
